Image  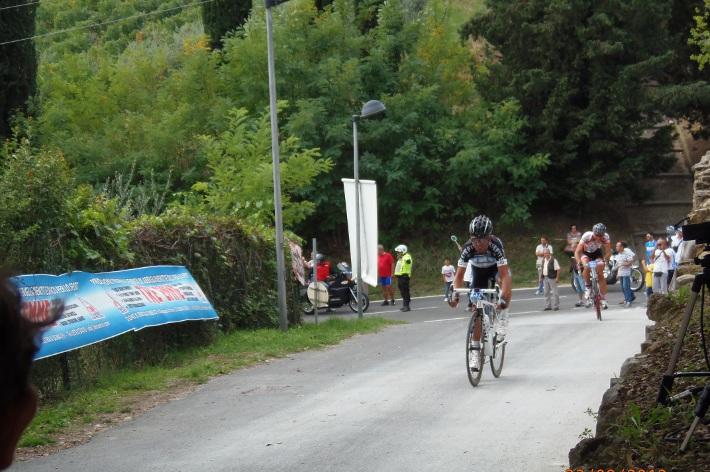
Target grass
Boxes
[20,317,400,448]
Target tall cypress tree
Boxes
[201,0,252,50]
[0,1,38,138]
[461,0,709,204]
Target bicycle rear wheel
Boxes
[490,338,506,378]
[466,312,484,387]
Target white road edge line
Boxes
[424,317,469,323]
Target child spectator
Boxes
[641,259,654,305]
[441,258,456,301]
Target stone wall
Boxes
[689,151,710,224]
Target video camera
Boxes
[682,221,710,269]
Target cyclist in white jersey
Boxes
[574,222,612,309]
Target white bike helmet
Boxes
[395,244,407,254]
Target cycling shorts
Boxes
[581,249,603,263]
[469,265,498,289]
[379,276,392,286]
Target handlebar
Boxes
[452,288,498,294]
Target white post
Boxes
[352,117,363,319]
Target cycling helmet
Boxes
[469,215,493,238]
[592,223,606,236]
[394,244,407,254]
[666,225,676,236]
[315,253,325,262]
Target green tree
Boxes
[0,2,38,138]
[201,0,252,49]
[690,0,710,69]
[221,0,546,235]
[0,136,72,272]
[195,106,333,227]
[462,0,685,204]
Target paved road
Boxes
[13,285,650,472]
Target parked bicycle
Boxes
[451,286,506,387]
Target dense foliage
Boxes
[0,1,38,137]
[691,0,710,70]
[461,0,705,204]
[26,0,544,239]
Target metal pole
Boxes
[266,5,289,331]
[312,237,318,325]
[352,117,363,319]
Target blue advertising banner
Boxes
[13,266,218,360]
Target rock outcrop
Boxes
[689,151,710,224]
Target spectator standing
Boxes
[641,259,654,304]
[564,224,582,257]
[615,241,636,307]
[644,233,656,265]
[669,228,684,289]
[570,256,585,307]
[377,245,395,306]
[441,258,456,301]
[394,245,413,312]
[541,248,560,311]
[652,238,673,295]
[535,237,553,295]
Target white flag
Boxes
[342,179,378,287]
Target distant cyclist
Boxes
[574,223,612,309]
[450,215,512,341]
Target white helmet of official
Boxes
[394,244,407,254]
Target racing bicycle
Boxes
[452,287,506,387]
[587,260,603,321]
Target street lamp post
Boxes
[352,100,386,319]
[265,0,291,331]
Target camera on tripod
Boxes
[656,220,710,451]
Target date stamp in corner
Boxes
[566,469,667,472]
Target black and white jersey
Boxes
[457,235,508,269]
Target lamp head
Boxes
[360,100,386,119]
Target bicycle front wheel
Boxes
[630,268,644,292]
[466,312,484,387]
[490,337,506,378]
[592,279,602,321]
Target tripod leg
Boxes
[680,384,710,451]
[657,274,703,405]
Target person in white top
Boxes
[540,248,560,310]
[441,258,456,301]
[615,241,636,307]
[652,238,673,295]
[535,236,553,295]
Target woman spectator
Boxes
[652,238,673,295]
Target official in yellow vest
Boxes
[394,244,413,312]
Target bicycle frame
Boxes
[454,287,499,353]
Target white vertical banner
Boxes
[342,179,378,287]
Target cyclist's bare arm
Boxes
[449,266,466,308]
[574,241,585,265]
[498,264,512,306]
[453,266,465,289]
